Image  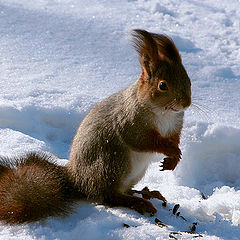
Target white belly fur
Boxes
[123,151,154,189]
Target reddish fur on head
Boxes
[131,29,181,76]
[131,29,191,111]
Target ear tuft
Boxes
[131,29,182,69]
[151,33,181,62]
[131,29,160,77]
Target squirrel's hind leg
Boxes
[103,192,157,215]
[128,187,166,202]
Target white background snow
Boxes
[0,0,240,239]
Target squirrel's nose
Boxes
[181,95,191,108]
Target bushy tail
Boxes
[0,153,77,224]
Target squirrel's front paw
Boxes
[160,157,179,171]
[161,139,181,159]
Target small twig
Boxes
[172,204,180,215]
[123,223,137,228]
[188,222,197,233]
[169,234,178,239]
[193,235,203,238]
[180,216,187,221]
[201,192,207,200]
[169,232,182,239]
[155,218,168,227]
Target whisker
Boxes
[166,99,177,109]
[192,99,218,116]
[191,97,205,101]
[189,100,219,122]
[151,98,176,111]
[193,102,215,115]
[190,104,211,122]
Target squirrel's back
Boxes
[0,153,76,224]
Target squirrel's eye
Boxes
[158,81,168,91]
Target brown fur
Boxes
[124,128,181,158]
[0,153,77,224]
[104,192,157,215]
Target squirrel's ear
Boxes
[131,29,160,79]
[151,33,182,63]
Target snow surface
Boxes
[0,0,240,239]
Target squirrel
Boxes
[0,29,191,224]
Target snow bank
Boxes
[0,128,47,157]
[179,123,240,193]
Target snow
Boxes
[0,0,240,239]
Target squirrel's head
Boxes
[132,29,191,113]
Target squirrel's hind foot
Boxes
[128,187,166,203]
[104,193,157,215]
